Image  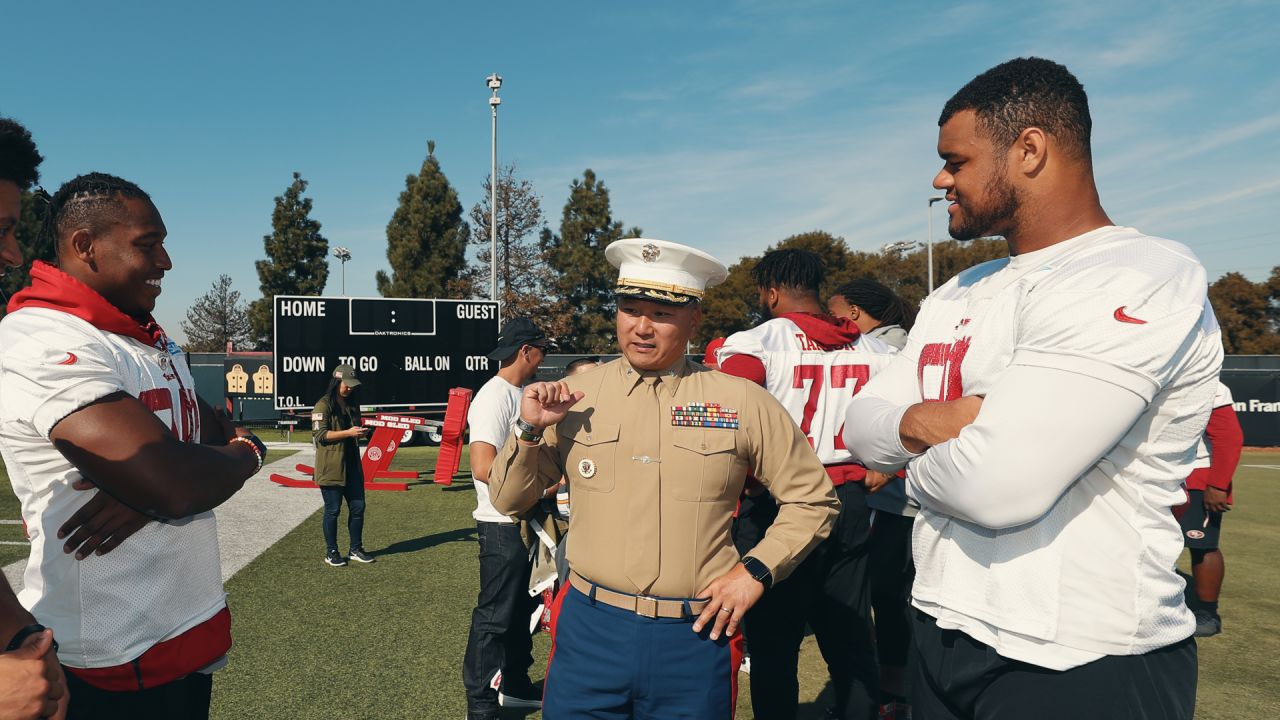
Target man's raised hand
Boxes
[519,381,584,430]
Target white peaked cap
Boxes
[605,238,730,306]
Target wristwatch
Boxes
[6,623,57,653]
[741,556,773,591]
[515,417,543,443]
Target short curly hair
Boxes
[0,117,43,190]
[940,57,1092,161]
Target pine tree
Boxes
[377,140,469,299]
[542,170,640,352]
[248,173,329,348]
[0,191,53,317]
[182,274,253,352]
[464,165,570,337]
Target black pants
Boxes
[66,669,212,720]
[868,510,915,668]
[320,474,365,552]
[462,521,538,714]
[734,482,879,720]
[910,610,1197,720]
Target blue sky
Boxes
[4,0,1277,342]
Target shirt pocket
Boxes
[568,423,620,494]
[670,428,738,502]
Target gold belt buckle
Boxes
[634,595,659,619]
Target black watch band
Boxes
[515,417,543,443]
[6,623,57,653]
[741,556,773,591]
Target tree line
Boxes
[3,145,1277,355]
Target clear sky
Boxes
[4,0,1277,342]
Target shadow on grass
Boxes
[373,526,477,557]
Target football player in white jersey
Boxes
[843,58,1219,719]
[0,173,266,719]
[719,249,896,720]
[0,116,70,720]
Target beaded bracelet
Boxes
[230,436,264,474]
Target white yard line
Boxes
[0,519,22,525]
[3,444,322,592]
[1242,465,1280,471]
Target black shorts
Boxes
[1179,490,1222,550]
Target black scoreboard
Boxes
[273,296,500,410]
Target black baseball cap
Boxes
[487,318,555,362]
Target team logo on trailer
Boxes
[367,446,383,462]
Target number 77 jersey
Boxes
[719,315,898,465]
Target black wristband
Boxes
[6,623,57,653]
[742,556,773,591]
[515,417,543,443]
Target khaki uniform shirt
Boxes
[490,357,837,598]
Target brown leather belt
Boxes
[568,571,709,620]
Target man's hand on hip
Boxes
[1204,486,1231,513]
[692,564,765,641]
[520,381,584,431]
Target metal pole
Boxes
[927,196,944,293]
[490,103,498,303]
[341,259,346,295]
[487,74,502,307]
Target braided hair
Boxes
[751,248,825,296]
[0,117,42,190]
[43,173,152,258]
[832,278,915,330]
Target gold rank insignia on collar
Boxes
[671,402,739,429]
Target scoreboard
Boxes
[273,296,499,410]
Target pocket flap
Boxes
[672,428,736,455]
[573,423,620,446]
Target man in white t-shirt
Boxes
[462,318,554,720]
[0,173,266,719]
[842,58,1220,719]
[718,248,896,720]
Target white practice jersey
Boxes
[850,225,1223,669]
[720,317,896,465]
[0,308,226,668]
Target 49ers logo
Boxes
[918,337,971,402]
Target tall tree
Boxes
[1208,272,1280,354]
[542,170,640,352]
[0,191,53,318]
[463,165,570,337]
[248,172,329,348]
[377,140,469,299]
[182,274,253,352]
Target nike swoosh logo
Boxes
[1113,307,1147,325]
[56,352,78,365]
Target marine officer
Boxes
[489,238,838,719]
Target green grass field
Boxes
[4,449,1279,718]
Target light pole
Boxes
[332,247,351,295]
[487,73,502,307]
[927,196,945,293]
[881,240,919,255]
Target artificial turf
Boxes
[3,449,1278,718]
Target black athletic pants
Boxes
[462,520,538,714]
[66,669,212,720]
[868,510,915,668]
[910,609,1197,720]
[734,482,879,720]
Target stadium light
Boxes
[881,240,918,254]
[487,73,503,311]
[927,196,945,293]
[333,246,352,295]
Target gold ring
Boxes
[719,607,732,613]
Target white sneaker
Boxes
[739,656,751,674]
